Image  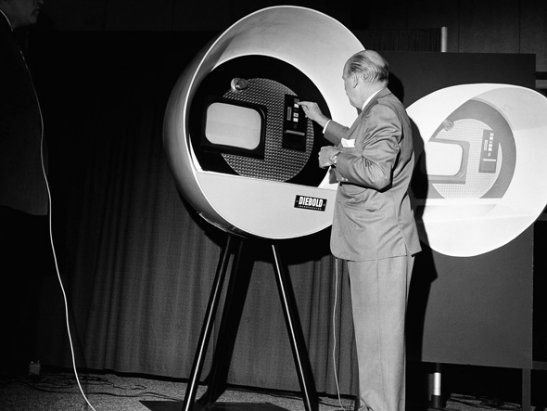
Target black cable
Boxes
[3,377,182,402]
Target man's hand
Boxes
[298,101,330,128]
[318,146,340,168]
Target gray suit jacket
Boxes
[325,88,421,261]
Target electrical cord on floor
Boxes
[30,373,148,391]
[16,381,182,401]
[1,373,182,402]
[36,83,97,411]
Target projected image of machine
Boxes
[419,99,515,200]
[408,84,547,257]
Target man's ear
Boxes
[351,73,359,88]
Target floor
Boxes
[0,369,528,411]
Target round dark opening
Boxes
[189,56,332,187]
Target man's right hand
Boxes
[298,101,330,129]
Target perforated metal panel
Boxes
[408,84,547,256]
[221,78,315,182]
[188,55,330,188]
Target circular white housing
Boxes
[408,84,547,257]
[164,6,363,239]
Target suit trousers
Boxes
[347,255,414,411]
[0,206,49,375]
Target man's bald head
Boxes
[344,50,389,85]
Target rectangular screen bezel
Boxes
[200,97,267,159]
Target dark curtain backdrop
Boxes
[29,32,360,395]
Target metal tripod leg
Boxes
[196,238,252,406]
[271,243,319,411]
[182,235,237,411]
[181,238,318,411]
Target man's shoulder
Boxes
[361,92,410,132]
[365,98,399,121]
[377,89,404,108]
[375,90,410,122]
[363,89,401,114]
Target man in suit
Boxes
[0,0,47,215]
[0,0,47,376]
[300,50,421,411]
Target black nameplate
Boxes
[294,195,327,211]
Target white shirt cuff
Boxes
[322,119,331,134]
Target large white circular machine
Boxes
[408,84,547,257]
[164,6,363,239]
